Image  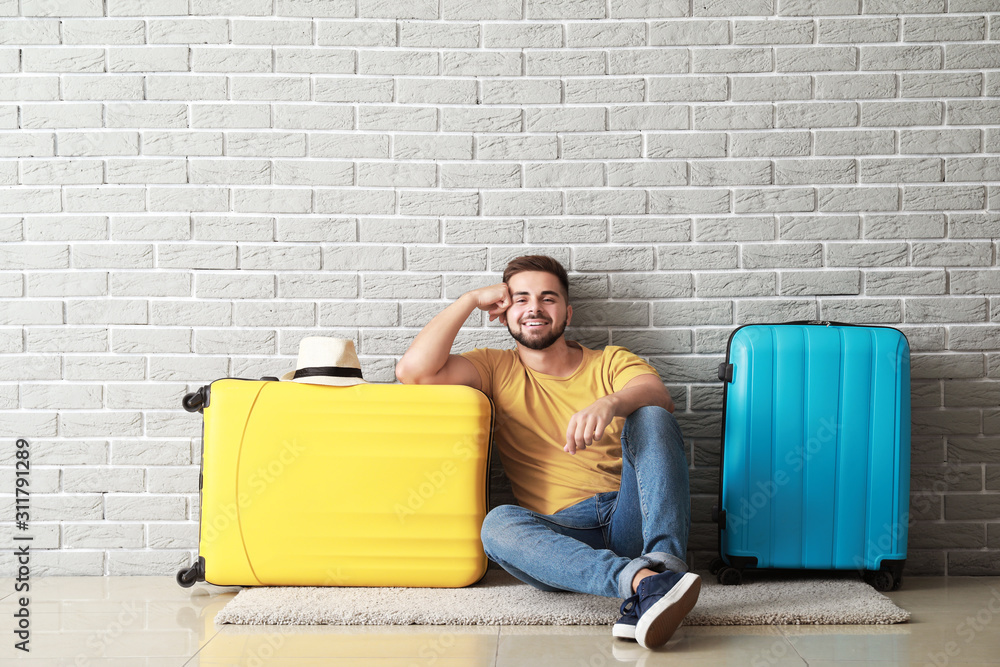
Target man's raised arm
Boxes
[395,284,511,388]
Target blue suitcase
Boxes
[712,321,910,591]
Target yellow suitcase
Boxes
[175,380,493,588]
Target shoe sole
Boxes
[612,623,636,640]
[634,572,701,650]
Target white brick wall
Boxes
[0,3,998,578]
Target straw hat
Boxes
[280,337,367,386]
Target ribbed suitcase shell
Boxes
[717,323,910,577]
[195,380,493,588]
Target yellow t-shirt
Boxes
[461,342,660,515]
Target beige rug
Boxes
[214,570,909,626]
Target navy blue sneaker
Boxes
[633,571,701,649]
[612,594,639,640]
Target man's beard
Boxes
[508,315,568,350]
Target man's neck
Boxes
[515,338,583,377]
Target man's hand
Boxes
[470,283,512,324]
[564,397,616,455]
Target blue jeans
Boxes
[480,406,690,599]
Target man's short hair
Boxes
[502,255,570,302]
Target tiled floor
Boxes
[1,575,998,666]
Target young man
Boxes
[395,255,699,649]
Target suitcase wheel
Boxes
[864,569,900,592]
[717,566,742,586]
[176,560,205,588]
[709,557,725,576]
[182,388,207,413]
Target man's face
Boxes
[504,271,572,351]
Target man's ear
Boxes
[566,304,572,327]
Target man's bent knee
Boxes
[480,504,529,553]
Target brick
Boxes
[861,158,942,185]
[567,23,645,48]
[907,297,988,323]
[483,22,562,48]
[363,273,441,299]
[818,187,899,212]
[821,298,903,323]
[445,218,523,245]
[816,73,896,100]
[651,20,728,45]
[276,48,355,75]
[696,217,774,244]
[564,134,642,160]
[0,20,60,44]
[610,273,691,298]
[776,159,855,185]
[64,74,144,102]
[950,213,1000,240]
[913,242,992,268]
[692,160,771,186]
[744,242,822,269]
[564,78,643,104]
[694,104,772,130]
[947,44,1000,70]
[816,131,895,157]
[150,300,232,328]
[158,243,237,270]
[28,270,107,297]
[359,106,436,132]
[142,130,224,157]
[478,135,557,160]
[313,188,394,216]
[610,217,690,243]
[694,0,771,15]
[359,218,439,244]
[737,299,818,324]
[694,47,771,74]
[26,326,106,352]
[112,215,191,241]
[776,102,857,129]
[948,157,1000,183]
[275,217,355,243]
[523,162,600,189]
[322,244,403,271]
[319,301,397,327]
[866,270,946,296]
[948,101,1000,126]
[191,103,271,129]
[445,163,521,188]
[191,47,271,73]
[862,101,943,128]
[398,78,477,105]
[656,244,738,271]
[652,300,732,326]
[483,191,562,216]
[442,108,522,133]
[864,213,944,239]
[570,301,649,327]
[72,243,153,270]
[861,45,942,71]
[734,188,815,214]
[778,0,859,13]
[902,73,982,100]
[731,132,809,158]
[904,185,986,211]
[778,215,860,241]
[360,50,438,76]
[442,51,521,77]
[907,16,986,42]
[902,130,981,157]
[778,46,856,73]
[525,217,605,243]
[113,327,191,353]
[566,190,646,215]
[696,271,775,297]
[64,18,145,44]
[650,189,729,215]
[0,188,60,214]
[241,244,322,271]
[527,49,606,75]
[358,162,436,188]
[827,242,907,267]
[147,75,228,102]
[312,133,390,159]
[946,380,1000,408]
[818,17,897,43]
[736,19,815,44]
[913,354,984,380]
[234,187,312,214]
[195,329,277,356]
[489,246,572,273]
[781,270,860,296]
[607,162,686,187]
[233,301,316,327]
[0,75,59,101]
[23,47,105,73]
[732,75,811,102]
[649,76,728,102]
[647,133,725,159]
[528,0,604,19]
[443,0,521,19]
[575,247,653,272]
[609,50,689,76]
[196,272,274,299]
[399,191,478,217]
[611,0,687,16]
